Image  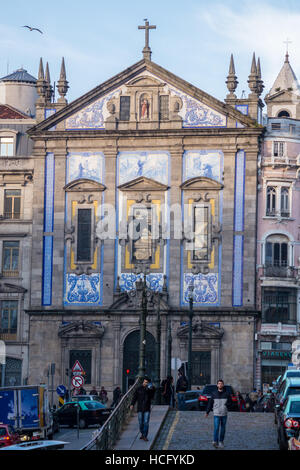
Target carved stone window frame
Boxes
[64,179,106,273]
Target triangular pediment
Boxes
[177,320,224,339]
[181,177,223,191]
[58,320,105,338]
[0,283,27,294]
[118,176,169,191]
[265,89,298,103]
[64,178,106,192]
[28,59,257,134]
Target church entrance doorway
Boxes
[122,330,156,392]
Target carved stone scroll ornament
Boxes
[64,225,75,243]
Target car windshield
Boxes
[287,372,300,378]
[84,402,105,410]
[290,401,300,413]
[202,385,217,394]
[0,428,7,437]
[287,388,300,397]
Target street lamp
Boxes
[137,266,149,379]
[187,279,194,391]
[154,293,161,405]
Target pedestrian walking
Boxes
[249,388,258,412]
[235,391,246,412]
[176,370,188,411]
[245,393,251,412]
[111,386,122,408]
[205,379,232,449]
[130,376,156,441]
[99,386,108,404]
[161,376,175,407]
[89,386,98,396]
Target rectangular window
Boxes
[3,241,19,277]
[159,95,169,120]
[77,208,92,262]
[119,96,130,121]
[273,141,285,158]
[193,206,209,261]
[271,123,281,130]
[132,207,153,263]
[4,190,21,219]
[0,300,18,334]
[0,137,14,157]
[262,289,297,324]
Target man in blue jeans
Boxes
[205,379,232,449]
[130,377,155,441]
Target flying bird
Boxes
[22,25,43,34]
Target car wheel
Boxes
[79,418,86,429]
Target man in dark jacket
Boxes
[205,379,232,449]
[176,370,188,410]
[130,376,156,441]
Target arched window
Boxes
[277,110,290,118]
[265,234,290,278]
[266,186,276,216]
[281,187,290,217]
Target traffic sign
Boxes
[72,375,84,389]
[56,385,67,397]
[72,360,84,374]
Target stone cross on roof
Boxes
[284,38,292,62]
[138,19,156,61]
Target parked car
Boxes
[277,369,300,389]
[275,377,300,424]
[277,394,300,451]
[197,384,238,411]
[184,390,203,410]
[71,395,102,403]
[0,424,21,448]
[55,400,111,428]
[0,440,69,451]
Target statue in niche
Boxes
[141,98,149,120]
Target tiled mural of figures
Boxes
[182,149,223,306]
[116,150,170,293]
[65,88,124,130]
[183,150,223,183]
[165,83,227,128]
[118,151,169,185]
[66,152,105,184]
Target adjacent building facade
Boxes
[256,53,300,388]
[0,68,36,386]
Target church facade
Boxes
[26,32,265,395]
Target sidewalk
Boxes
[113,406,169,450]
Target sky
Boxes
[1,0,300,105]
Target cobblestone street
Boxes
[153,411,279,450]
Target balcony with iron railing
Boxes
[262,264,296,279]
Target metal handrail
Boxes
[81,378,141,450]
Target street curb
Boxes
[150,407,171,450]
